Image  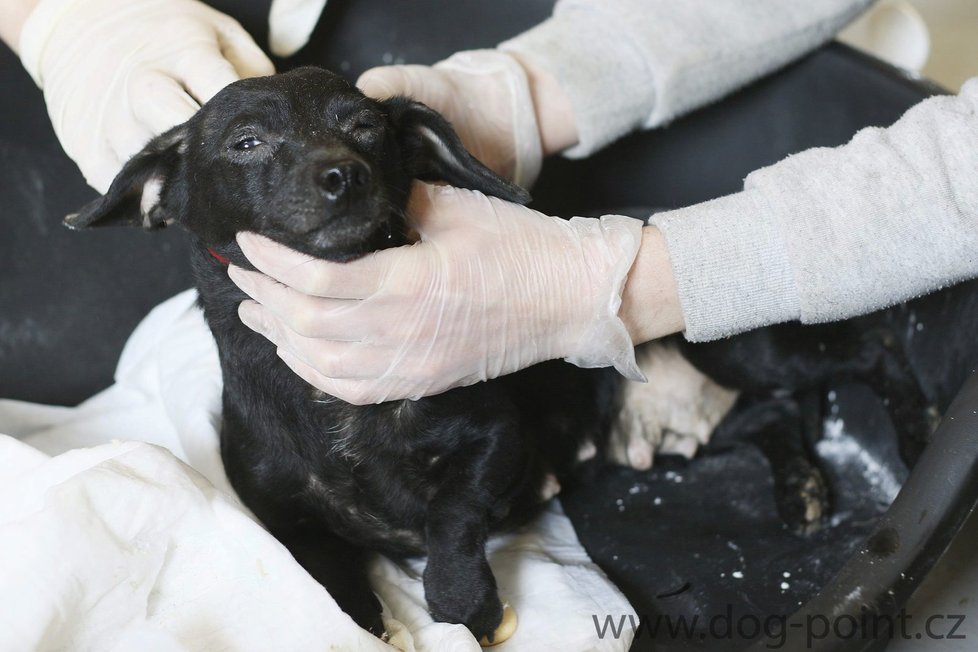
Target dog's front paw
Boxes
[354,605,387,640]
[775,456,829,534]
[608,341,738,470]
[338,586,386,639]
[425,557,503,642]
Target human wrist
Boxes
[649,192,799,342]
[506,51,578,156]
[618,225,684,345]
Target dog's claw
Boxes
[776,457,829,535]
[479,603,518,647]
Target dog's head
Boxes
[65,66,529,260]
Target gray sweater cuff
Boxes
[650,191,802,341]
[500,13,656,159]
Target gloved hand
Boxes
[228,183,646,405]
[20,0,274,193]
[358,50,544,188]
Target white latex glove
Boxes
[228,183,646,405]
[20,0,274,193]
[268,0,328,58]
[358,50,544,188]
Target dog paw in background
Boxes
[608,340,739,470]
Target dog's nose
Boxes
[317,160,369,202]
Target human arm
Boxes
[4,0,274,193]
[498,0,875,158]
[653,77,978,341]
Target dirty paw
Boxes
[776,457,829,535]
[608,341,738,470]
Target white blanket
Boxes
[0,290,634,652]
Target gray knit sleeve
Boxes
[500,0,873,158]
[651,78,978,341]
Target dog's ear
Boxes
[385,97,531,205]
[65,125,187,231]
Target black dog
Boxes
[65,66,613,641]
[675,314,938,533]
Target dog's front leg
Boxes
[423,426,524,642]
[273,523,385,636]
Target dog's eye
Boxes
[233,137,264,151]
[352,115,383,133]
[354,122,380,134]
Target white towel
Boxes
[0,290,634,652]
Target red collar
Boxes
[207,247,230,266]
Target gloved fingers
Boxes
[356,66,402,99]
[268,0,328,58]
[174,44,243,105]
[276,346,455,406]
[274,349,385,406]
[409,181,561,238]
[405,182,502,235]
[238,300,393,380]
[228,265,364,340]
[236,232,393,299]
[85,154,125,195]
[129,70,202,137]
[357,65,440,101]
[215,20,275,78]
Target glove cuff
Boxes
[434,49,543,189]
[19,0,80,87]
[563,214,646,382]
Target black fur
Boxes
[66,67,608,641]
[682,318,940,466]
